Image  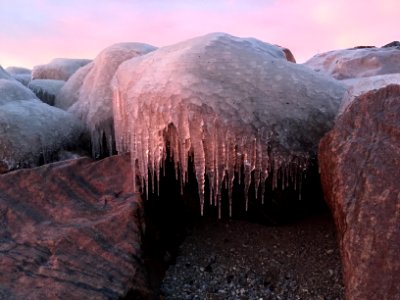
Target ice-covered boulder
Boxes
[0,99,86,173]
[0,66,14,81]
[6,66,32,86]
[67,43,157,157]
[112,32,346,216]
[32,58,92,81]
[28,79,65,105]
[340,74,400,114]
[304,44,400,80]
[0,79,38,104]
[55,62,94,110]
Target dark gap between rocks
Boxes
[140,153,344,300]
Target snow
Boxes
[32,58,92,81]
[28,79,65,105]
[112,32,346,216]
[66,42,157,157]
[304,46,400,80]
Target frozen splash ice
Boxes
[112,33,346,216]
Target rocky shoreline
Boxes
[160,212,344,300]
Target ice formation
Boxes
[304,45,400,80]
[0,79,38,104]
[0,76,86,172]
[67,43,157,157]
[339,73,400,115]
[55,62,94,110]
[6,66,32,86]
[28,79,65,105]
[112,33,346,216]
[32,58,92,81]
[0,66,15,81]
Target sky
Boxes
[1,0,399,68]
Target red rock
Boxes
[0,154,150,299]
[319,85,400,300]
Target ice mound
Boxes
[32,58,92,81]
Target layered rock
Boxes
[32,58,92,81]
[0,154,150,299]
[304,44,400,80]
[66,43,157,157]
[28,79,65,105]
[319,85,400,300]
[112,32,346,217]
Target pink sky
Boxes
[1,0,399,68]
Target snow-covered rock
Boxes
[32,58,92,81]
[28,79,65,105]
[112,32,346,216]
[66,43,157,157]
[304,45,400,80]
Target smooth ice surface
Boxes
[304,46,400,80]
[112,33,346,215]
[6,66,31,75]
[32,58,92,81]
[28,79,65,105]
[55,62,94,110]
[0,100,85,172]
[339,74,400,115]
[0,79,38,105]
[67,43,157,157]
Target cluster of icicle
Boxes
[113,95,309,218]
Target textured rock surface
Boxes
[304,45,400,80]
[112,32,346,216]
[0,154,150,299]
[319,85,400,300]
[28,79,65,105]
[67,43,157,157]
[55,62,94,110]
[32,58,92,81]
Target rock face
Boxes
[28,79,65,105]
[66,43,157,157]
[32,58,92,81]
[304,45,400,80]
[0,154,150,299]
[319,85,400,300]
[112,32,346,216]
[0,77,86,173]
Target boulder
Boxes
[304,45,400,80]
[5,66,32,86]
[55,62,94,110]
[32,58,92,81]
[28,79,65,105]
[67,43,157,157]
[0,154,150,299]
[319,85,400,300]
[112,32,346,216]
[0,79,37,104]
